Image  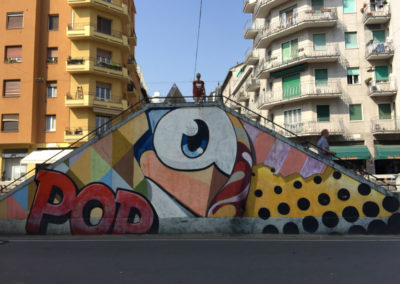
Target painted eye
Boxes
[181,119,209,158]
[153,108,237,175]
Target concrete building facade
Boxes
[227,0,399,174]
[0,0,141,184]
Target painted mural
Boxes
[1,106,399,235]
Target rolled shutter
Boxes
[375,66,389,82]
[317,105,330,122]
[48,48,58,58]
[7,13,23,29]
[2,114,19,131]
[4,80,21,97]
[6,46,22,58]
[97,49,111,59]
[96,82,111,89]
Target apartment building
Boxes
[225,0,399,174]
[0,0,141,183]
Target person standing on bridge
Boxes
[193,73,206,103]
[317,129,336,160]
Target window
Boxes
[47,48,58,63]
[97,16,111,35]
[5,46,22,63]
[315,69,328,86]
[96,49,111,64]
[347,68,360,84]
[312,0,324,12]
[46,81,57,98]
[283,73,301,99]
[378,104,391,120]
[343,0,356,13]
[317,105,330,122]
[284,109,302,132]
[46,115,56,132]
[282,39,298,63]
[96,115,110,133]
[373,30,386,44]
[1,114,19,132]
[280,5,298,27]
[313,34,326,51]
[3,80,20,97]
[48,15,59,30]
[375,66,389,82]
[345,32,358,49]
[96,82,111,101]
[7,12,23,29]
[349,104,362,121]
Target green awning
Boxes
[375,145,400,160]
[270,64,306,78]
[330,146,370,160]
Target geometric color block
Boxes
[7,196,27,220]
[12,185,28,211]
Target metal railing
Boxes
[65,91,125,104]
[275,118,344,137]
[371,117,400,134]
[255,8,337,47]
[366,40,394,58]
[243,19,258,35]
[67,23,124,39]
[68,0,124,7]
[256,44,339,76]
[368,79,397,96]
[363,3,391,22]
[67,57,124,71]
[246,79,260,91]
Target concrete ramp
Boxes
[1,103,399,234]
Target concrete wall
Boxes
[0,104,399,235]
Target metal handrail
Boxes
[67,23,127,39]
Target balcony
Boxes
[236,90,249,102]
[241,107,259,120]
[127,83,138,98]
[258,80,342,110]
[255,8,337,48]
[244,48,259,65]
[67,23,129,49]
[128,31,137,46]
[246,79,260,92]
[363,4,391,25]
[368,80,397,98]
[65,92,128,114]
[66,58,130,80]
[64,127,92,143]
[127,57,137,72]
[243,0,257,13]
[67,0,129,21]
[244,19,258,39]
[365,40,394,61]
[257,44,339,79]
[276,118,344,138]
[371,117,400,135]
[254,0,291,18]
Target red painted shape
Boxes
[70,183,116,235]
[114,190,155,234]
[26,170,77,234]
[7,196,27,220]
[254,133,275,165]
[279,148,308,177]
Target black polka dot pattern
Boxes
[297,198,310,211]
[358,184,371,196]
[278,203,290,215]
[368,220,388,235]
[382,196,400,213]
[258,208,270,220]
[262,225,279,234]
[313,176,322,184]
[337,189,350,201]
[254,190,263,198]
[322,211,339,228]
[342,206,359,223]
[363,202,380,217]
[293,181,302,189]
[333,171,342,179]
[302,216,318,233]
[348,225,367,235]
[318,193,330,206]
[283,222,299,234]
[388,213,400,234]
[274,186,282,195]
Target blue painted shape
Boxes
[12,185,28,211]
[147,109,171,132]
[134,130,154,162]
[112,170,133,191]
[100,169,113,189]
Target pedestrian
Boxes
[317,129,336,159]
[1,171,5,181]
[193,73,206,103]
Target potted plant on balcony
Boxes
[75,128,83,135]
[365,77,372,85]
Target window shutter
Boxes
[343,0,356,13]
[49,15,59,30]
[6,46,22,58]
[7,13,23,29]
[315,69,328,86]
[2,114,19,131]
[375,66,389,82]
[317,105,330,122]
[347,68,360,76]
[378,104,391,120]
[283,73,301,99]
[345,32,358,48]
[97,49,111,59]
[373,30,386,43]
[48,48,58,58]
[96,82,111,89]
[47,81,57,88]
[312,0,324,11]
[313,34,326,51]
[4,80,21,97]
[350,104,362,121]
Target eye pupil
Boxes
[181,119,209,158]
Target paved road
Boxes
[0,235,399,284]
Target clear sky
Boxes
[135,0,251,98]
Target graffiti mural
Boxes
[0,106,399,235]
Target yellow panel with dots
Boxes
[244,165,393,220]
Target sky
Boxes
[135,0,251,98]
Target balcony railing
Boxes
[66,57,129,80]
[365,40,394,60]
[244,19,259,39]
[246,79,260,91]
[243,0,257,13]
[275,118,344,137]
[258,79,342,110]
[66,92,125,104]
[68,23,124,39]
[254,0,291,18]
[67,0,129,20]
[255,8,337,48]
[256,44,339,78]
[368,79,397,97]
[244,47,259,65]
[371,117,400,134]
[363,4,391,24]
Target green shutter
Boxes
[345,32,358,49]
[317,105,330,122]
[282,41,291,63]
[373,30,386,43]
[349,104,362,121]
[312,0,324,11]
[291,39,298,59]
[313,34,326,51]
[315,69,328,86]
[375,66,389,82]
[379,104,391,120]
[347,68,360,76]
[283,73,301,99]
[343,0,355,13]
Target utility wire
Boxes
[193,0,203,79]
